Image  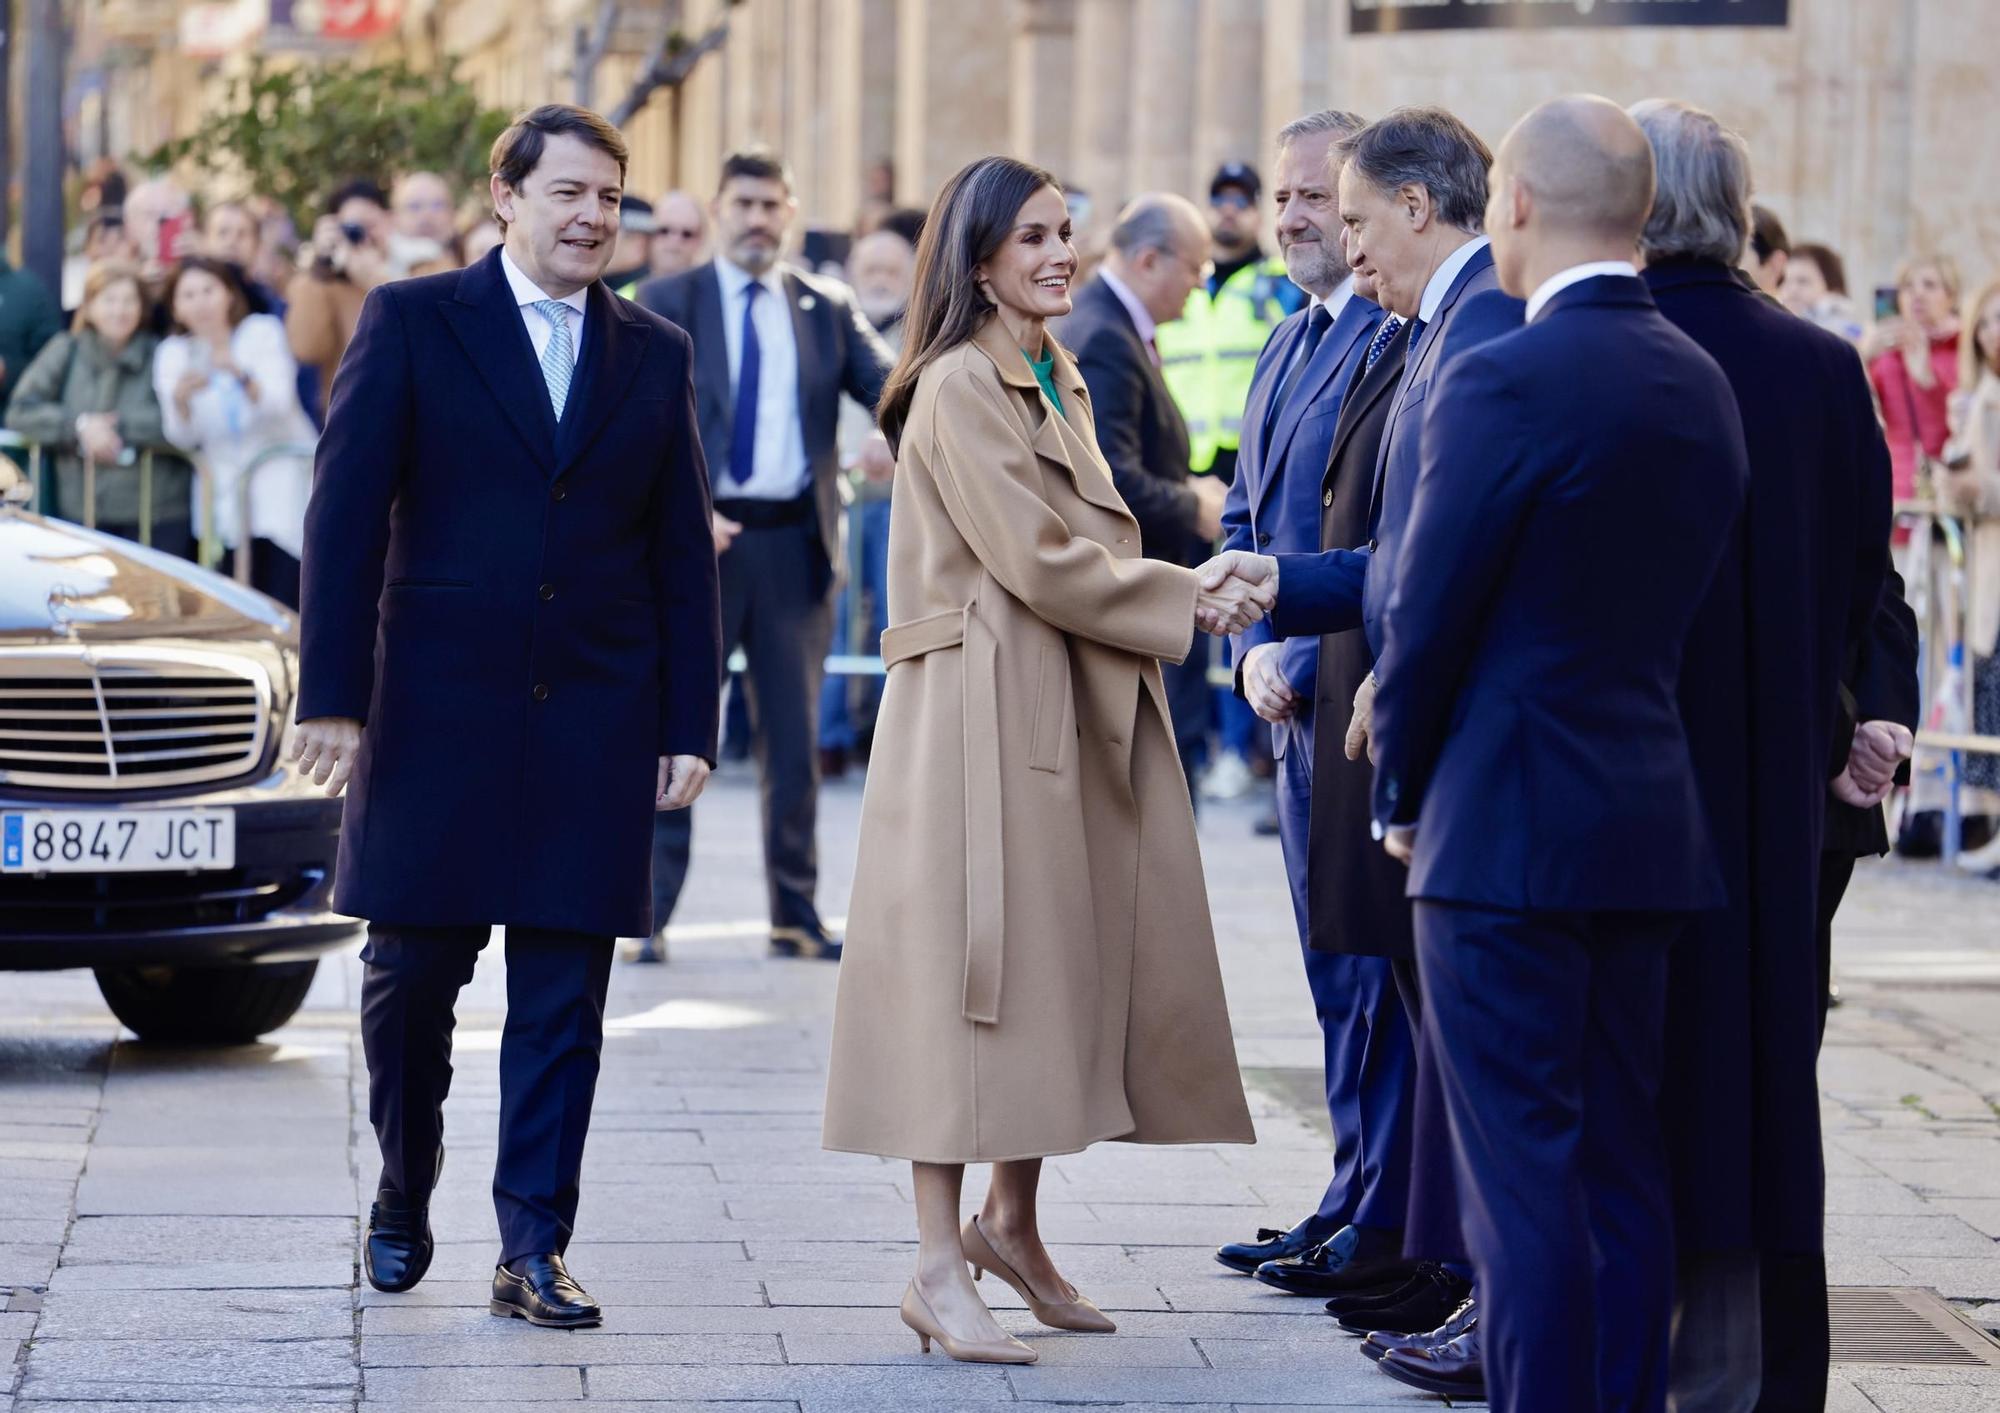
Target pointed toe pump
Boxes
[962,1215,1117,1334]
[900,1280,1038,1364]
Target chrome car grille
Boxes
[0,647,273,790]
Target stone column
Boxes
[1126,0,1198,197]
[1010,0,1078,180]
[824,0,899,229]
[1193,0,1263,191]
[894,0,1011,206]
[1260,0,1336,144]
[1069,0,1135,219]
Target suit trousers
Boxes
[1276,736,1413,1232]
[652,518,834,932]
[1391,957,1472,1273]
[361,924,615,1264]
[1416,901,1680,1413]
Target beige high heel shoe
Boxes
[961,1214,1117,1333]
[900,1279,1038,1364]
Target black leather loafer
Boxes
[1335,1263,1473,1335]
[1215,1219,1331,1275]
[364,1147,444,1294]
[491,1252,602,1328]
[1252,1226,1411,1297]
[770,924,843,961]
[1374,1328,1486,1399]
[364,1194,433,1293]
[1359,1296,1477,1361]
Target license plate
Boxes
[1,808,236,874]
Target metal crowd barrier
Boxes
[1897,499,2000,864]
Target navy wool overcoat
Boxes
[297,249,723,938]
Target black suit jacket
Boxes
[298,248,722,938]
[1059,276,1204,568]
[637,259,894,582]
[1303,319,1416,959]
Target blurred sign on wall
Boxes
[1349,0,1790,33]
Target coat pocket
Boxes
[1027,642,1071,773]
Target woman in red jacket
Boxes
[1866,254,1961,502]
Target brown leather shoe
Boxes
[1374,1327,1485,1399]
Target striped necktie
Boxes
[532,299,576,419]
[1363,314,1403,372]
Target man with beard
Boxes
[1211,109,1418,1309]
[638,148,895,965]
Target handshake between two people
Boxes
[1194,550,1281,637]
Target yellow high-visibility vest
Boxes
[1157,256,1296,473]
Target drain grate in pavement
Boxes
[1830,1287,2000,1367]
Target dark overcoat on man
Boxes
[1644,258,1892,1261]
[1369,273,1747,1413]
[1061,275,1212,775]
[1218,290,1413,1240]
[298,247,724,941]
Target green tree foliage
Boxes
[148,58,513,225]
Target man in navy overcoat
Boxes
[1364,98,1746,1411]
[293,106,723,1329]
[1211,110,1416,1293]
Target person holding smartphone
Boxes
[1862,254,1962,503]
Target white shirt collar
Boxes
[716,256,784,304]
[1315,274,1357,325]
[500,247,587,315]
[1417,235,1490,325]
[1098,267,1157,346]
[1525,260,1639,323]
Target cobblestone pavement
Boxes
[3,767,1997,1410]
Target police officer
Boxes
[1157,162,1306,487]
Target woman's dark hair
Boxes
[876,156,1062,451]
[324,178,388,216]
[163,256,252,334]
[1790,240,1848,296]
[491,104,630,193]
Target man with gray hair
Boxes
[1209,110,1417,1295]
[1632,97,1898,1413]
[1061,193,1231,790]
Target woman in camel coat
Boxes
[823,156,1257,1366]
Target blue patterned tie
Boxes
[729,282,763,487]
[1364,314,1403,372]
[532,299,575,419]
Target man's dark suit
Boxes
[1219,291,1413,1239]
[637,260,893,937]
[1369,274,1746,1413]
[1061,275,1211,782]
[1646,258,1895,1413]
[1266,243,1521,1269]
[298,247,722,1258]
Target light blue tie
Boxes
[532,299,575,419]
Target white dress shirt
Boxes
[500,248,587,367]
[1525,260,1640,323]
[714,257,809,500]
[1417,235,1491,325]
[1098,267,1159,362]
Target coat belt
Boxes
[879,605,1005,1025]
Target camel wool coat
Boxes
[822,316,1255,1163]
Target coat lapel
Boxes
[438,250,557,471]
[1235,312,1300,515]
[1259,300,1379,516]
[690,265,732,436]
[971,316,1129,518]
[1323,316,1411,493]
[783,268,830,433]
[553,281,651,477]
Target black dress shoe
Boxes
[364,1147,444,1294]
[1335,1263,1473,1335]
[1216,1219,1332,1275]
[1374,1328,1486,1399]
[1252,1226,1410,1297]
[490,1253,602,1329]
[770,924,843,961]
[624,929,668,964]
[1360,1295,1477,1361]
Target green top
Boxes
[1026,347,1063,416]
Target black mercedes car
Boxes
[0,497,358,1042]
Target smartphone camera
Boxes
[340,222,370,247]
